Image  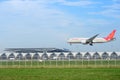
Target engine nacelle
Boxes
[81,40,87,44]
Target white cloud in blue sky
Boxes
[0,0,120,52]
[56,0,99,6]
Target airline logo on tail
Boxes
[104,30,116,41]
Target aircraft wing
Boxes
[86,34,99,45]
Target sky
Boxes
[0,0,120,52]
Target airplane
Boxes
[67,29,116,46]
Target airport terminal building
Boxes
[0,48,120,60]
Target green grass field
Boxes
[0,68,120,80]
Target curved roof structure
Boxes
[4,48,70,53]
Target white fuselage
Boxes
[67,38,108,44]
[68,30,116,45]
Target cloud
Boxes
[91,9,120,18]
[104,3,120,10]
[113,0,120,3]
[89,1,120,18]
[86,19,110,25]
[0,0,83,27]
[55,0,99,7]
[0,0,85,48]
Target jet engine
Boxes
[81,40,87,44]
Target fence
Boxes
[0,56,120,68]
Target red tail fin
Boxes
[104,29,116,41]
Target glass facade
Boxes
[84,52,91,59]
[75,52,82,59]
[102,52,109,59]
[41,53,48,60]
[0,52,120,60]
[67,52,74,59]
[0,53,7,60]
[25,53,32,60]
[49,53,57,60]
[110,52,118,59]
[93,52,101,59]
[16,53,24,60]
[8,53,15,60]
[58,52,65,60]
[33,53,40,60]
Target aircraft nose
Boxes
[67,39,72,43]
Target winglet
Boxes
[104,29,116,41]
